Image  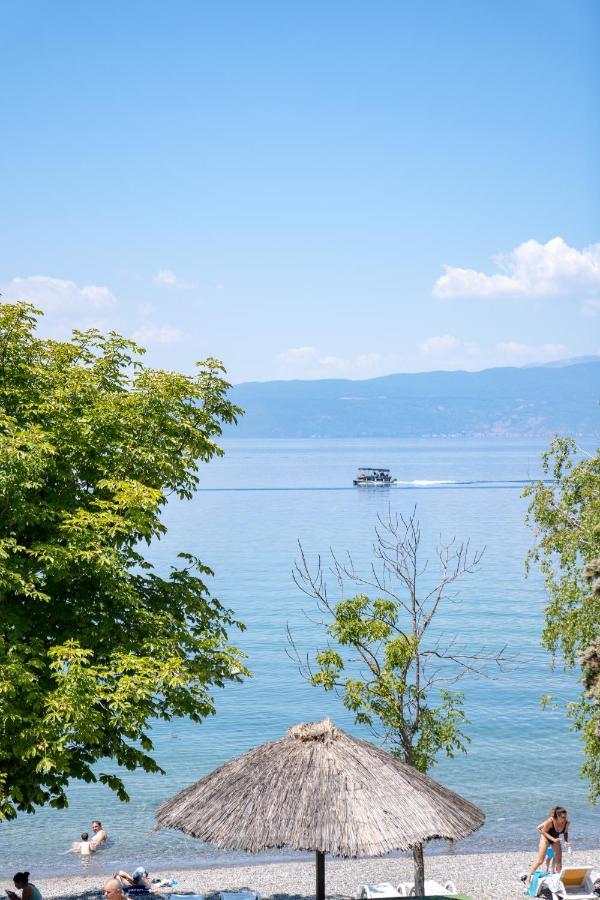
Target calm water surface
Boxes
[1,439,597,877]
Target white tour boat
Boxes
[353,467,394,486]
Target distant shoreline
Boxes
[224,361,600,440]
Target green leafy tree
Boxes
[524,436,600,800]
[0,301,248,820]
[289,508,507,894]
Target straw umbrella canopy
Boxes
[155,718,484,899]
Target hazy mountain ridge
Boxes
[523,355,600,368]
[225,361,600,438]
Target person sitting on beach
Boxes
[104,879,126,900]
[6,871,43,900]
[117,868,152,896]
[90,819,108,850]
[525,805,570,885]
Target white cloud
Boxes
[277,346,320,365]
[275,347,403,379]
[274,338,577,378]
[0,274,119,339]
[276,346,350,376]
[417,334,480,359]
[582,298,600,317]
[416,335,572,368]
[495,341,569,363]
[433,237,600,314]
[1,275,117,312]
[154,269,198,289]
[131,323,184,345]
[355,352,387,371]
[317,354,349,372]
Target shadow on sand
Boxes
[57,894,353,900]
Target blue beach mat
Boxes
[525,870,548,896]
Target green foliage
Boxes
[292,511,499,775]
[524,436,600,801]
[0,302,248,820]
[311,592,468,772]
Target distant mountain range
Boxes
[523,355,600,368]
[225,359,600,438]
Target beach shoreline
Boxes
[27,848,600,900]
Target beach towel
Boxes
[535,874,566,900]
[526,870,549,896]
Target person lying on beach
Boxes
[116,869,173,895]
[6,871,43,900]
[525,805,570,885]
[116,868,152,896]
[90,820,108,850]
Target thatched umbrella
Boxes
[155,718,484,899]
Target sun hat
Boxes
[132,868,148,881]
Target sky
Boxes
[1,0,599,382]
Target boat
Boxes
[353,467,394,486]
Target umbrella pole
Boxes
[315,850,325,900]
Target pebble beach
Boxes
[29,849,600,900]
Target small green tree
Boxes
[0,301,249,820]
[524,436,600,800]
[290,507,507,894]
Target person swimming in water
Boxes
[90,820,108,850]
[68,831,93,856]
[525,806,570,886]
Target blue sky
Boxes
[1,0,599,382]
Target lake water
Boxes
[1,438,597,878]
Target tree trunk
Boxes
[412,842,425,896]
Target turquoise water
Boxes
[1,438,597,878]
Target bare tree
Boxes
[288,505,510,895]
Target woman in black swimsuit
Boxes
[525,806,570,885]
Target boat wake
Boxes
[393,479,456,486]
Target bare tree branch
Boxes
[287,504,513,776]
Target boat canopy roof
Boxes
[357,467,391,472]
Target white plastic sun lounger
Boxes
[170,895,206,900]
[356,882,402,899]
[556,865,597,898]
[219,892,261,900]
[397,879,458,897]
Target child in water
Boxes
[68,832,93,855]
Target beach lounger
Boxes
[556,866,597,898]
[396,879,462,897]
[170,895,206,899]
[356,882,402,898]
[218,892,261,900]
